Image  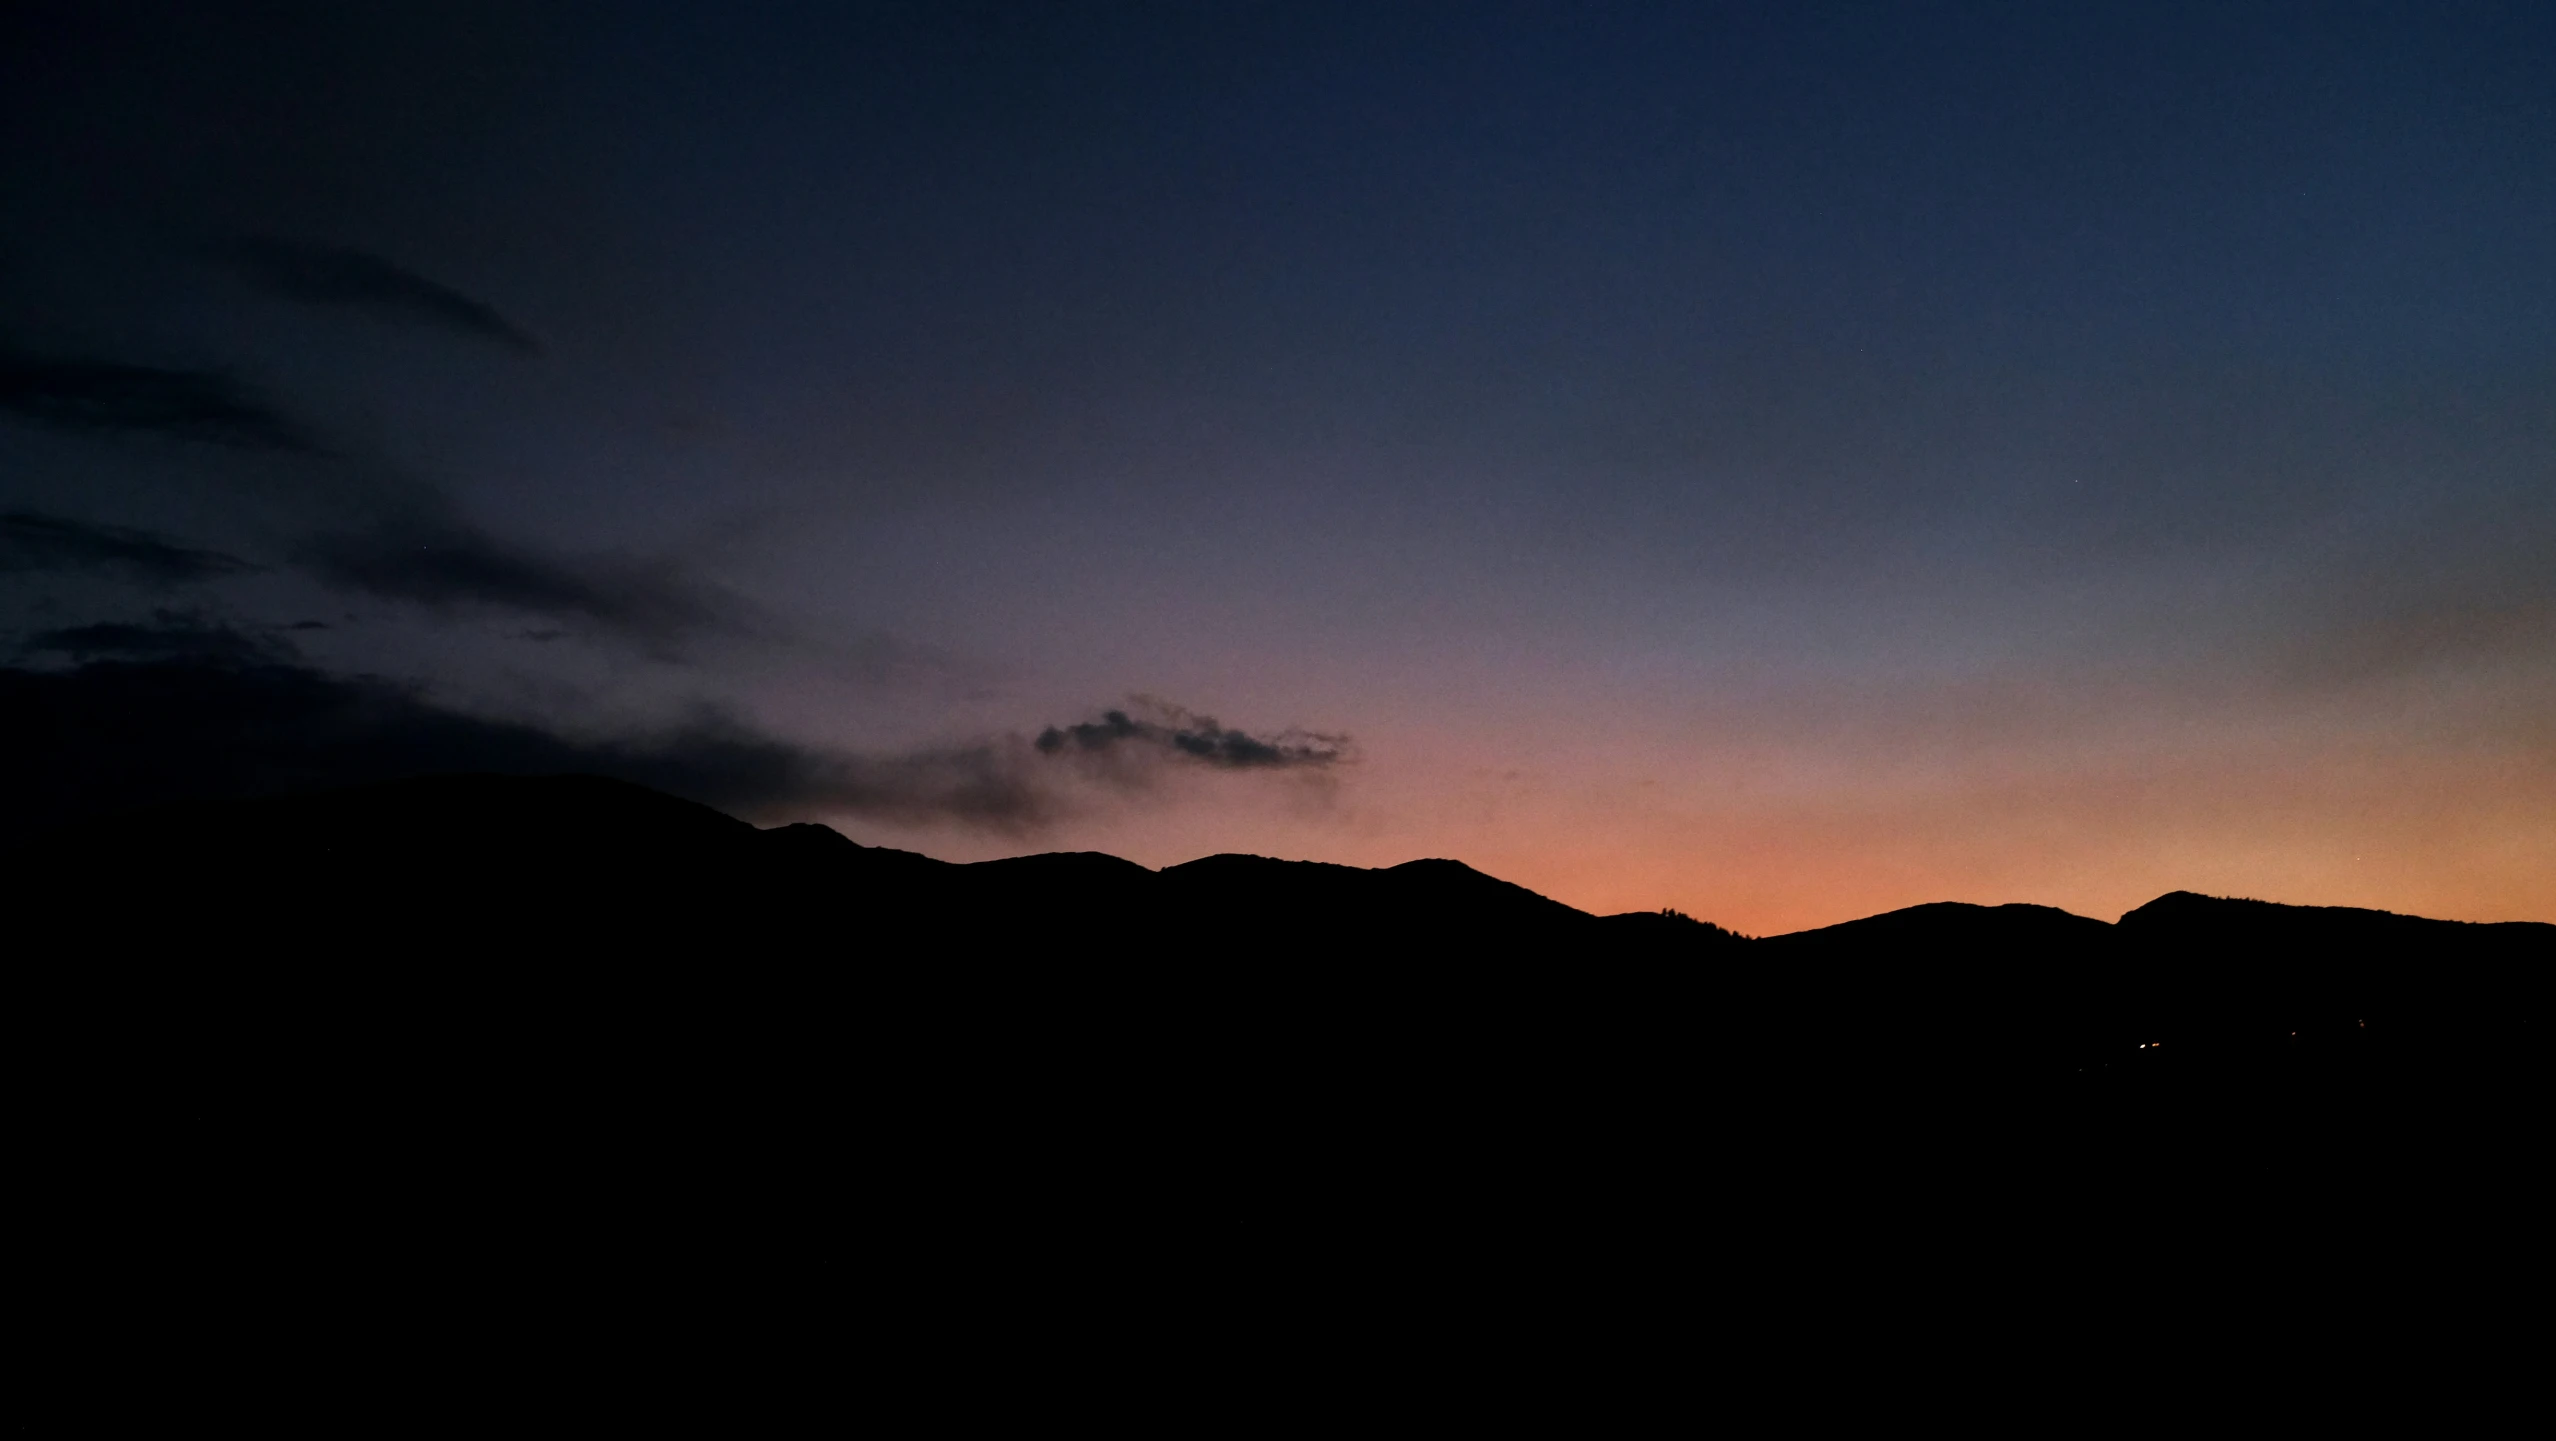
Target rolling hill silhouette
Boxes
[17,772,2539,1092]
[14,770,2540,1364]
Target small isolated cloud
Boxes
[0,355,313,450]
[212,237,542,354]
[295,523,755,655]
[0,511,259,585]
[1036,702,1350,770]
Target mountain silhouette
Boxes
[17,772,2537,1085]
[13,770,2539,1360]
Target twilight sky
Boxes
[4,2,2550,931]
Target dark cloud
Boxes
[211,238,542,354]
[1036,704,1349,769]
[0,338,744,654]
[0,511,259,585]
[295,524,753,654]
[0,355,313,451]
[0,342,752,654]
[0,642,1051,848]
[22,610,288,666]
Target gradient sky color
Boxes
[4,2,2550,932]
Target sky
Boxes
[4,1,2550,932]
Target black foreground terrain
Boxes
[17,771,2541,1081]
[11,772,2544,1371]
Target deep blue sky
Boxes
[5,3,2550,927]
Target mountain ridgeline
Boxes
[15,762,2545,1345]
[15,772,2543,1103]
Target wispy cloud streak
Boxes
[211,237,542,354]
[0,632,1053,845]
[0,512,259,585]
[0,355,313,450]
[294,523,760,656]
